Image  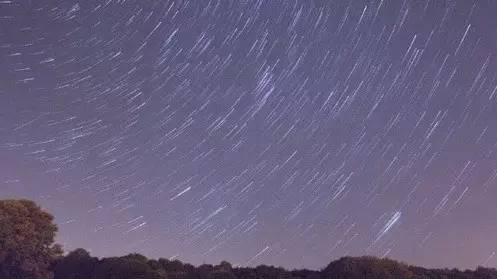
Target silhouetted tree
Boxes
[290,269,320,279]
[216,261,233,272]
[5,199,497,279]
[54,248,98,279]
[90,254,164,279]
[0,199,62,279]
[160,258,187,273]
[321,256,415,279]
[475,266,497,279]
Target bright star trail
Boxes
[1,0,497,270]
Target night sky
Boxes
[1,0,497,270]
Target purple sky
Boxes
[1,0,497,270]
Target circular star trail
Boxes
[1,0,497,270]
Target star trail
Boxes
[1,0,497,270]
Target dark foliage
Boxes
[322,256,415,279]
[50,251,497,279]
[2,199,497,279]
[0,199,62,279]
[53,248,98,279]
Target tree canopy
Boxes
[2,199,497,279]
[0,199,61,279]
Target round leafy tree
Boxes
[0,199,62,279]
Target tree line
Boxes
[1,199,496,279]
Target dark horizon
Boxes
[1,0,497,271]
